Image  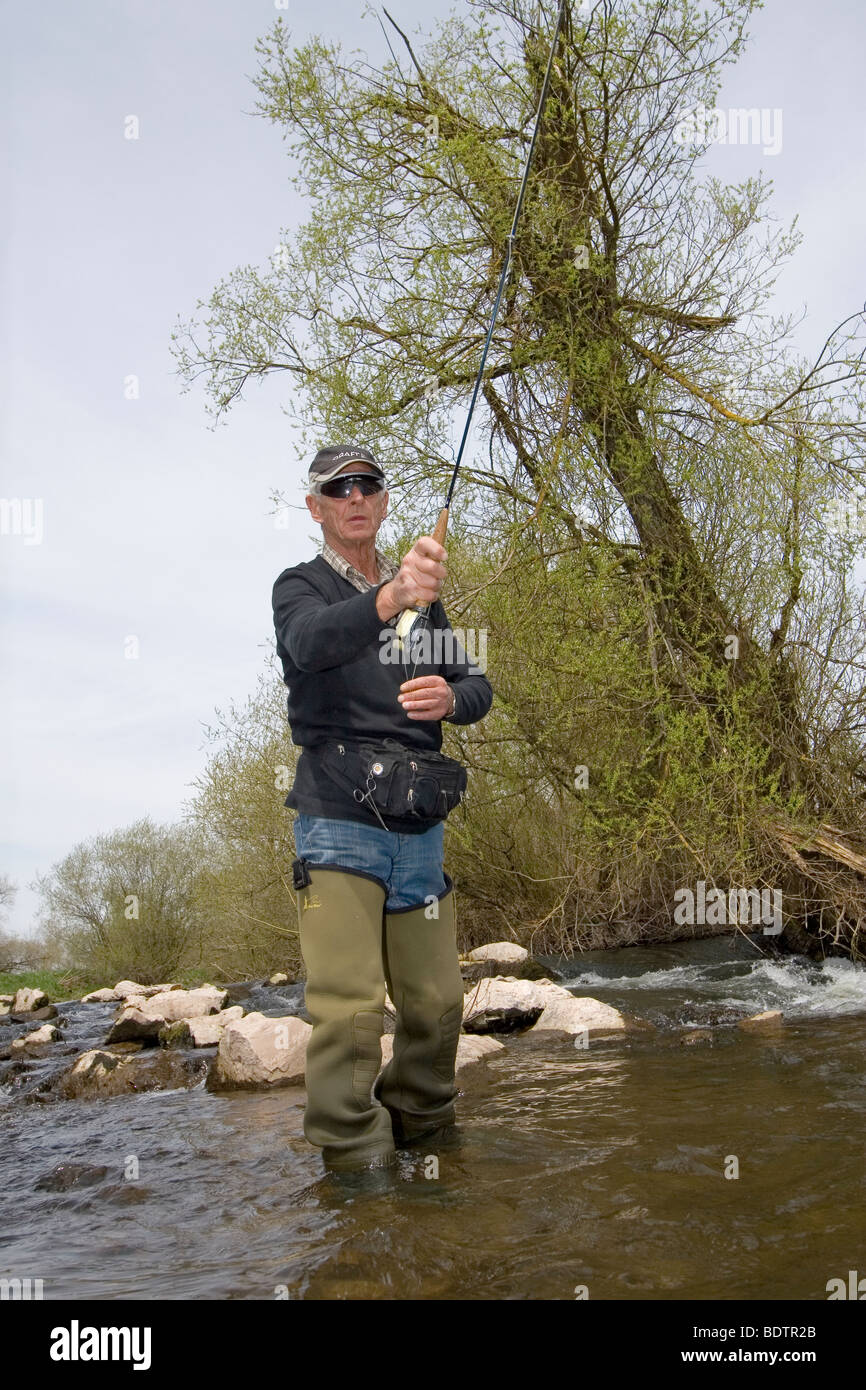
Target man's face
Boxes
[306,461,389,550]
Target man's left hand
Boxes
[398,676,453,721]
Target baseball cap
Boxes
[308,444,386,488]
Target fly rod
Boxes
[395,0,569,670]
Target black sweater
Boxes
[272,554,493,831]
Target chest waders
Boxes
[295,862,464,1171]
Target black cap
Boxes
[308,444,386,488]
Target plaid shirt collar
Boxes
[320,541,400,618]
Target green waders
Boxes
[373,875,465,1144]
[297,866,466,1169]
[297,866,396,1171]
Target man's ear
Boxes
[305,492,323,523]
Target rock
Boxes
[0,1001,10,1017]
[533,993,628,1036]
[80,988,118,1003]
[135,986,227,1019]
[462,977,562,1031]
[111,980,180,1001]
[464,1003,544,1034]
[103,1041,144,1054]
[378,1031,504,1074]
[10,1023,62,1054]
[11,987,49,1013]
[159,1006,244,1048]
[28,1004,58,1021]
[207,1012,311,1091]
[0,994,13,1003]
[469,942,529,964]
[35,1162,112,1192]
[739,1009,784,1032]
[222,982,253,1003]
[462,976,630,1036]
[104,1006,163,1044]
[680,1028,715,1046]
[106,986,229,1043]
[57,1047,209,1100]
[110,980,151,1000]
[454,1033,506,1071]
[460,943,552,983]
[268,972,289,986]
[682,1002,751,1027]
[158,1020,192,1048]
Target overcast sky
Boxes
[2,0,865,938]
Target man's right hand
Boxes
[376,536,447,621]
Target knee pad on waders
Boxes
[373,874,465,1143]
[294,858,396,1170]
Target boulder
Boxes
[462,977,560,1032]
[26,1004,58,1021]
[135,986,227,1020]
[10,1023,63,1054]
[104,1006,163,1044]
[106,986,229,1043]
[11,987,49,1013]
[111,980,180,1002]
[459,942,553,983]
[57,1047,209,1099]
[80,988,117,1003]
[533,993,628,1036]
[268,972,289,986]
[378,1030,505,1074]
[739,1009,784,1032]
[454,1033,506,1072]
[462,976,630,1036]
[159,1006,244,1048]
[207,1012,311,1091]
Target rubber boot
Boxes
[373,874,465,1146]
[296,865,397,1172]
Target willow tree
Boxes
[173,0,866,958]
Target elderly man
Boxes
[272,444,493,1174]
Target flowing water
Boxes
[2,933,865,1300]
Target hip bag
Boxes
[319,737,467,827]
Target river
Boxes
[2,932,864,1299]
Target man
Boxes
[272,444,493,1174]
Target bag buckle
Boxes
[292,856,312,891]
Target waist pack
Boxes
[318,737,467,825]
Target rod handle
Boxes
[432,506,449,548]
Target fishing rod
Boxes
[396,0,569,674]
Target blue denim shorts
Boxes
[293,813,446,910]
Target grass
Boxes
[0,968,96,1002]
[1,964,243,1002]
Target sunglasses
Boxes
[316,473,386,499]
